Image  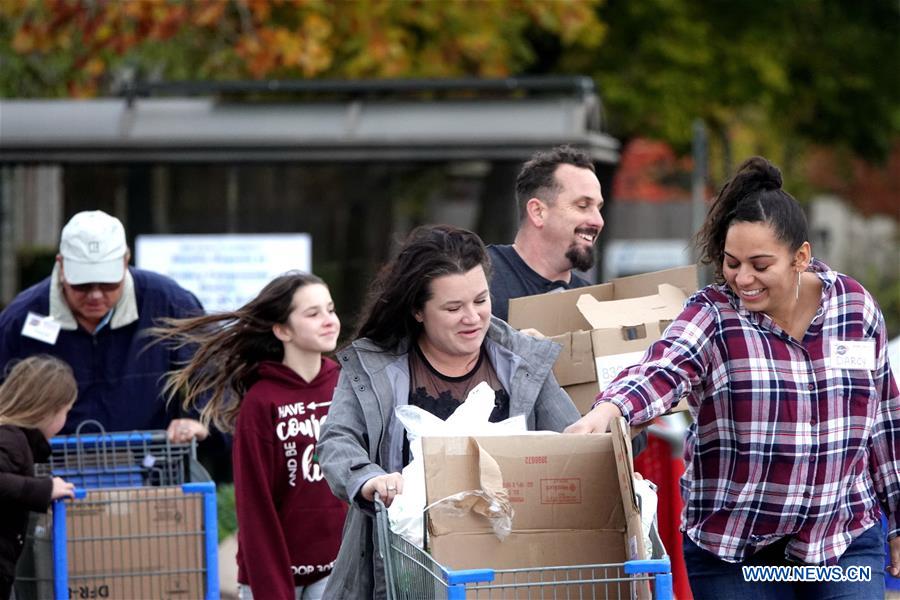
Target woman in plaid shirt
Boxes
[568,157,899,599]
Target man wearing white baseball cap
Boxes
[59,210,128,283]
[56,211,131,332]
[0,210,208,444]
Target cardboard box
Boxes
[509,265,699,415]
[423,419,651,598]
[63,487,206,599]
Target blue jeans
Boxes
[683,524,885,600]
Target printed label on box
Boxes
[595,351,645,390]
[504,480,527,504]
[541,478,582,504]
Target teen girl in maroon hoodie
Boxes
[157,272,346,600]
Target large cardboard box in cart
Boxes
[508,265,699,415]
[62,487,205,599]
[423,420,653,599]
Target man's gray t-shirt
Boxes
[487,244,589,322]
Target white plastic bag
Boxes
[633,477,662,558]
[388,382,527,547]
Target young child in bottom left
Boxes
[0,355,77,600]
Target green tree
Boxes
[771,2,900,161]
[568,0,900,177]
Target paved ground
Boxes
[218,534,239,599]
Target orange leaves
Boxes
[11,26,36,54]
[244,0,273,22]
[122,1,149,20]
[3,0,605,97]
[195,1,226,27]
[237,16,335,79]
[84,56,105,77]
[295,14,334,75]
[8,1,185,59]
[104,1,185,43]
[4,0,211,96]
[236,31,274,78]
[149,4,187,41]
[277,14,334,76]
[0,0,32,20]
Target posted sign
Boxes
[136,234,312,313]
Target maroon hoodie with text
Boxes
[233,359,346,598]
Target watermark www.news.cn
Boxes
[742,565,872,583]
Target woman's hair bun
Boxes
[736,156,782,191]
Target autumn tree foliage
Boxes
[0,0,605,97]
[577,0,899,167]
[2,0,897,196]
[612,139,693,203]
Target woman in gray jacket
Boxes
[317,225,581,599]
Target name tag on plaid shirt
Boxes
[828,339,876,370]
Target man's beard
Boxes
[565,245,595,272]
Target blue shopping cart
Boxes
[43,420,202,489]
[14,424,218,600]
[375,498,673,600]
[49,483,219,600]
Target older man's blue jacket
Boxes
[0,268,203,434]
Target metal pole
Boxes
[0,166,15,304]
[691,119,709,284]
[226,167,239,233]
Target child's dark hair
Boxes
[695,156,809,282]
[153,271,327,433]
[0,355,77,428]
[355,225,491,350]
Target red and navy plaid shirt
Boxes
[600,259,900,565]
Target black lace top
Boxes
[402,343,510,465]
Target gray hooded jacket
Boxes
[318,316,580,599]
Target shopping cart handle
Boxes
[50,431,160,447]
[51,488,86,509]
[623,558,671,575]
[444,568,496,585]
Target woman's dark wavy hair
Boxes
[152,271,327,432]
[695,156,809,283]
[356,225,491,349]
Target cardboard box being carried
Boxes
[509,265,699,415]
[423,419,653,599]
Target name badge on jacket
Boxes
[20,312,61,345]
[828,339,875,371]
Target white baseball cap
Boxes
[59,211,127,285]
